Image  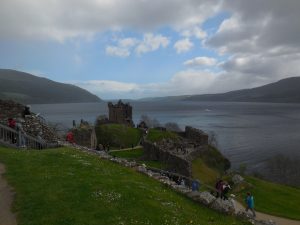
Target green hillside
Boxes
[0,69,101,104]
[95,124,142,149]
[0,146,249,225]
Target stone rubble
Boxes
[232,174,245,184]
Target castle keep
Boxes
[108,100,134,126]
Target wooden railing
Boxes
[0,123,59,149]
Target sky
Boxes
[0,0,300,100]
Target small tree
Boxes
[208,131,218,147]
[165,122,182,132]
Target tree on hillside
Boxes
[165,122,182,132]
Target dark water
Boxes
[31,101,300,171]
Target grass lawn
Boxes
[147,129,179,143]
[234,176,300,220]
[192,158,220,186]
[110,148,144,159]
[0,146,250,225]
[95,124,142,148]
[110,148,167,170]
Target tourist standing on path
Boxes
[245,192,256,217]
[16,119,26,148]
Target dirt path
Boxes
[235,201,300,225]
[0,163,17,225]
[110,145,142,152]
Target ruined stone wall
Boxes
[0,100,59,142]
[185,126,208,145]
[72,128,93,148]
[142,141,192,177]
[0,100,24,124]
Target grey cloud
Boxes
[0,0,219,41]
[205,0,300,90]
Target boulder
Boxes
[210,198,235,214]
[187,191,201,201]
[136,165,148,174]
[198,191,216,206]
[232,174,244,184]
[255,220,276,225]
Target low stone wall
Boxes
[142,141,192,177]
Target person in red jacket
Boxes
[8,118,16,129]
[66,131,75,144]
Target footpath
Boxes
[235,198,300,225]
[0,163,17,225]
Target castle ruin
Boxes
[108,100,134,126]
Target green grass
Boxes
[110,148,144,159]
[234,176,300,220]
[95,124,142,148]
[0,146,250,225]
[192,158,220,186]
[110,148,167,170]
[146,129,179,143]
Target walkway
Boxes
[235,201,300,225]
[0,163,17,225]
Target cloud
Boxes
[204,0,300,86]
[0,0,219,42]
[105,34,169,57]
[181,26,207,39]
[184,57,217,67]
[174,38,194,53]
[105,46,131,57]
[74,69,220,99]
[135,33,170,55]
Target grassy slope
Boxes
[95,124,142,148]
[192,158,220,186]
[235,177,300,220]
[0,146,249,225]
[147,129,179,143]
[110,148,166,170]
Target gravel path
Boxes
[235,201,300,225]
[0,163,17,225]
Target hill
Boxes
[0,146,249,225]
[184,77,300,103]
[0,69,101,104]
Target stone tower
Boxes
[107,100,134,126]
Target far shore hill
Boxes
[0,69,101,104]
[139,76,300,104]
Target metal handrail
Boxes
[0,123,53,149]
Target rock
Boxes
[136,165,148,174]
[187,191,201,201]
[210,198,235,214]
[232,174,244,184]
[198,191,216,206]
[255,220,276,225]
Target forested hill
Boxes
[184,76,300,103]
[0,69,101,104]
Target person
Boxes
[22,106,31,118]
[215,179,223,198]
[192,179,200,191]
[245,192,256,217]
[7,118,17,143]
[8,118,16,128]
[66,131,75,144]
[16,119,26,148]
[221,183,231,200]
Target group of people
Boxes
[215,179,256,217]
[215,179,231,200]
